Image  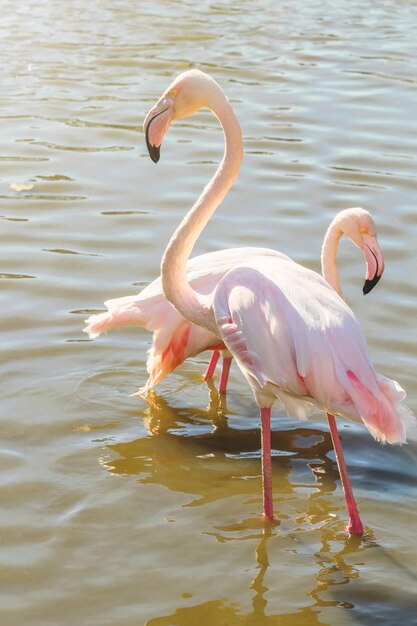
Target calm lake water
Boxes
[1,1,417,624]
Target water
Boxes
[1,1,417,624]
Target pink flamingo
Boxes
[143,69,414,533]
[84,211,384,396]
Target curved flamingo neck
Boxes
[321,219,343,297]
[161,85,243,333]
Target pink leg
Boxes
[260,407,274,520]
[218,357,232,393]
[204,350,220,381]
[326,413,364,536]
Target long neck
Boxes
[161,91,243,333]
[321,221,343,297]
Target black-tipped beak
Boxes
[363,273,381,295]
[146,135,160,163]
[144,105,170,164]
[362,240,383,295]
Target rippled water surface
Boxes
[1,1,417,624]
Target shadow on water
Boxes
[96,387,417,626]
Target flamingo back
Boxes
[212,260,414,443]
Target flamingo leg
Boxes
[326,413,364,536]
[260,407,274,520]
[218,357,232,393]
[204,350,220,381]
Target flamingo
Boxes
[143,69,414,533]
[84,210,384,396]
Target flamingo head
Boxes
[337,207,385,294]
[143,70,222,163]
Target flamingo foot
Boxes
[204,350,220,381]
[218,357,232,394]
[346,512,364,536]
[260,407,274,520]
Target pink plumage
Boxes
[211,261,412,445]
[85,69,414,534]
[140,69,414,532]
[84,248,288,393]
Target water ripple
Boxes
[2,0,417,624]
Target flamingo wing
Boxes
[212,261,413,443]
[84,246,291,338]
[84,247,293,389]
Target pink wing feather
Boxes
[212,260,414,444]
[84,247,291,390]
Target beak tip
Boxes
[150,146,160,164]
[363,274,381,295]
[146,137,161,163]
[362,282,371,295]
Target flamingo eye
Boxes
[359,227,367,234]
[169,89,177,97]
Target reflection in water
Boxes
[84,373,416,625]
[102,390,340,516]
[247,530,367,626]
[101,392,379,624]
[144,523,374,625]
[91,386,417,625]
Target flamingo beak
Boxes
[143,96,175,163]
[362,235,385,295]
